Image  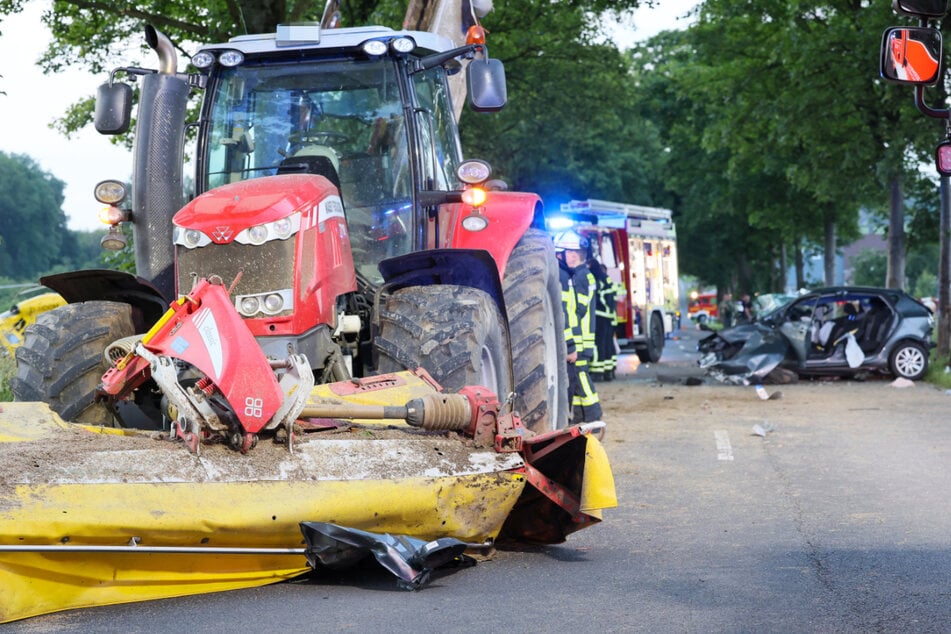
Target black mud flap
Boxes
[299,522,473,590]
[499,425,617,544]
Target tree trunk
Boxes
[780,243,788,292]
[404,0,470,118]
[737,252,753,296]
[235,0,288,34]
[824,216,836,286]
[886,176,906,290]
[938,176,950,363]
[795,238,805,290]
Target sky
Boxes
[0,0,699,233]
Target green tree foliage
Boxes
[626,1,942,295]
[459,1,661,205]
[851,249,887,287]
[0,152,68,278]
[0,0,403,77]
[0,151,116,285]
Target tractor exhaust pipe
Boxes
[144,25,177,75]
[130,25,188,301]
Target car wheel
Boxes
[888,341,928,381]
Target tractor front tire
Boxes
[375,285,513,399]
[12,301,134,426]
[501,228,569,432]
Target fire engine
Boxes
[548,199,679,363]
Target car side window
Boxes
[788,298,815,322]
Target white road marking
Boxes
[714,430,734,461]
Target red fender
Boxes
[442,191,541,279]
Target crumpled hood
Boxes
[698,324,789,384]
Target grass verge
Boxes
[0,354,14,402]
[926,351,951,390]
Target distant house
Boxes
[783,211,886,290]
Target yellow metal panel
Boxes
[580,436,618,514]
[0,474,525,623]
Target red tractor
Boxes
[12,21,568,442]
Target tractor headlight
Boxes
[390,37,416,54]
[184,229,203,248]
[263,293,284,314]
[239,296,261,317]
[273,217,294,240]
[362,40,388,56]
[456,159,492,184]
[247,225,269,245]
[173,226,212,248]
[218,50,245,67]
[235,290,293,317]
[235,212,301,245]
[191,51,216,69]
[94,180,127,205]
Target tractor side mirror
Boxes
[94,81,134,135]
[467,57,507,112]
[893,0,948,18]
[880,26,943,85]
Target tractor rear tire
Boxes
[12,301,134,426]
[375,285,513,399]
[501,228,569,432]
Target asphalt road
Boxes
[9,325,951,633]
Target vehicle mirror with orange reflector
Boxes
[881,26,943,85]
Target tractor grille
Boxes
[176,240,295,301]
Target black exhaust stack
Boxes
[130,25,189,301]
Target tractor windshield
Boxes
[202,58,413,282]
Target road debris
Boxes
[890,377,915,388]
[754,384,783,400]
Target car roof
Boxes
[803,286,907,298]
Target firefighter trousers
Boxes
[571,359,603,423]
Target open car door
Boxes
[778,295,818,364]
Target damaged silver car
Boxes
[698,287,935,384]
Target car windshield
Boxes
[758,293,800,325]
[757,293,797,315]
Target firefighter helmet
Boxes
[552,230,589,251]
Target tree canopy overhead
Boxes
[0,0,645,74]
[2,0,946,300]
[624,0,946,293]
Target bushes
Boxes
[0,354,13,401]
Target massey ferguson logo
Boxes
[211,226,233,242]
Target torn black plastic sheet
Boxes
[299,521,474,590]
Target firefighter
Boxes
[719,292,735,328]
[553,231,605,433]
[588,256,619,382]
[558,243,582,425]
